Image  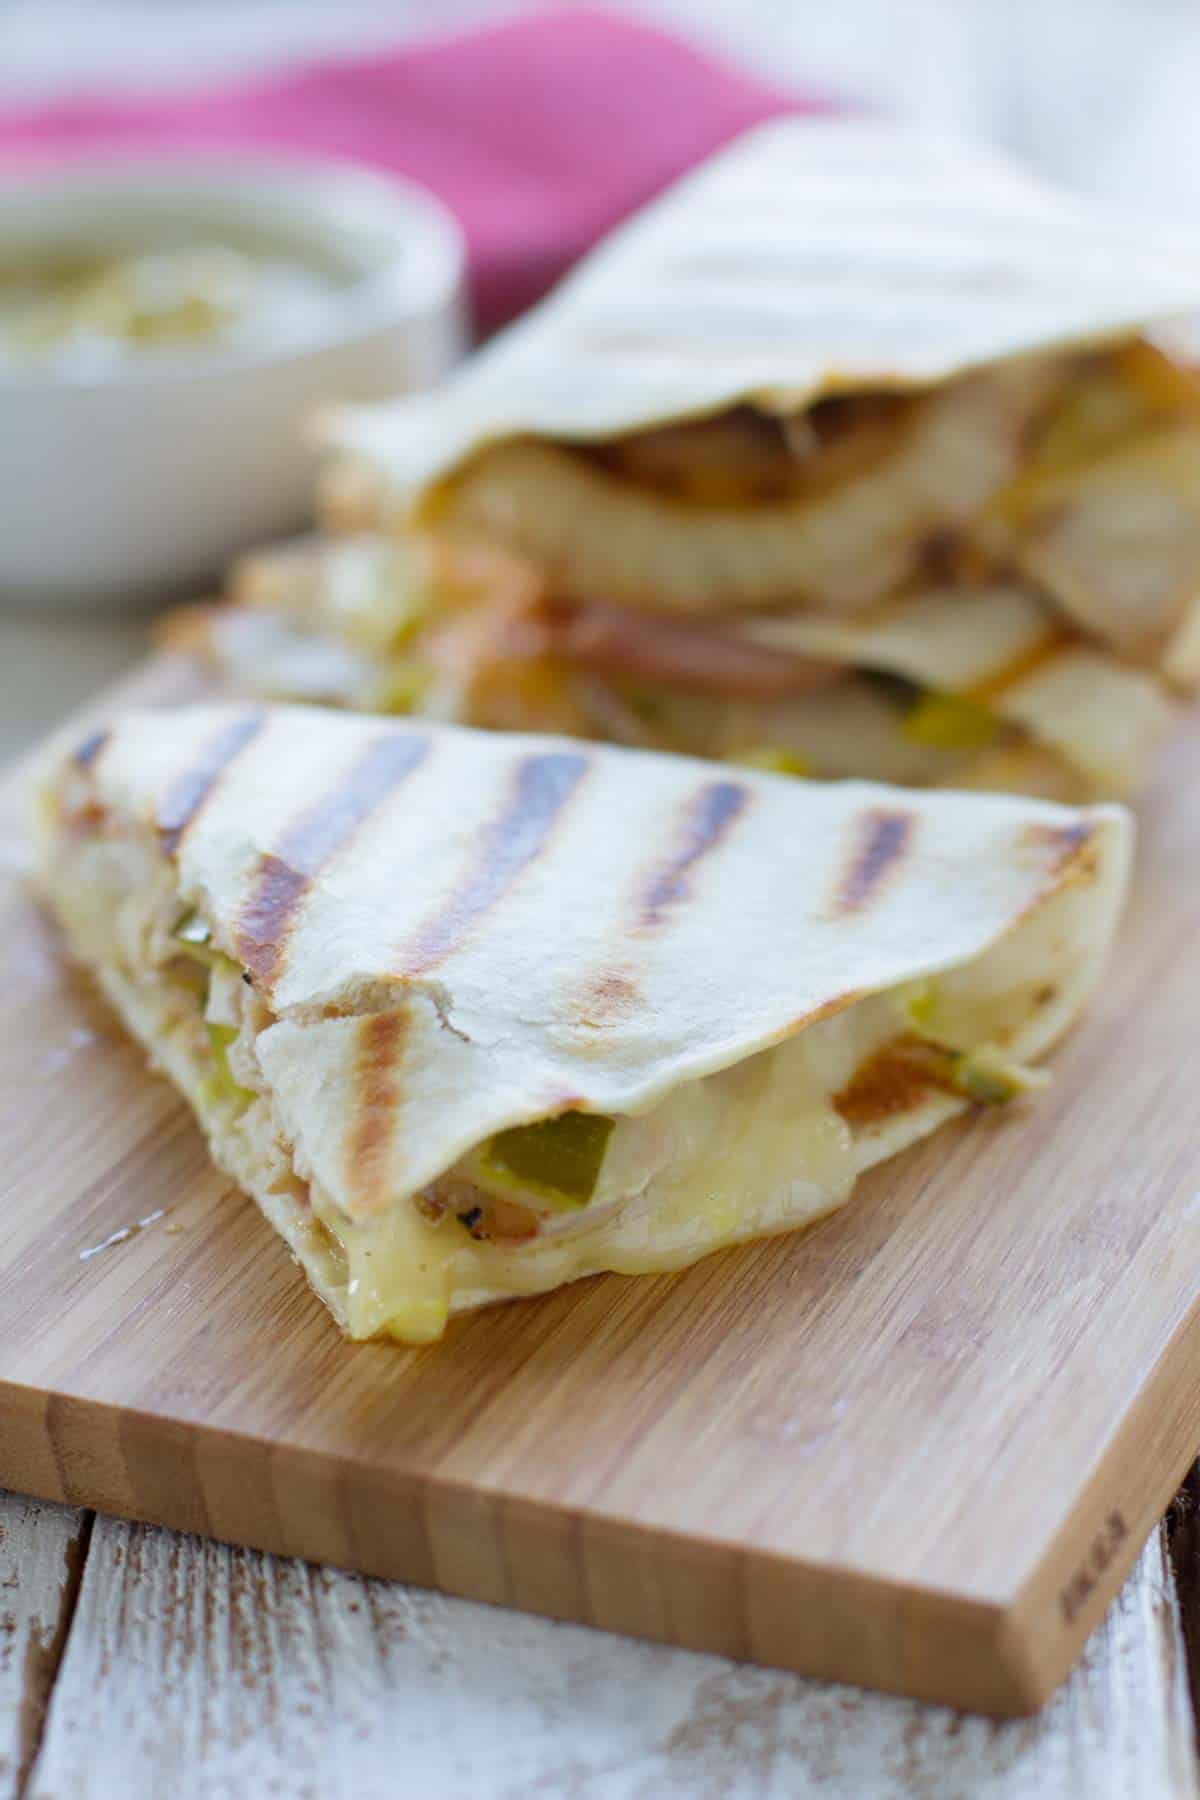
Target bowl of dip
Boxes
[0,154,466,610]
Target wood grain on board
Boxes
[1,656,1200,1716]
[18,1508,1199,1800]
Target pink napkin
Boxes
[0,8,835,333]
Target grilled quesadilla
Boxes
[40,704,1130,1343]
[175,117,1200,800]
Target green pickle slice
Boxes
[949,1046,1048,1107]
[901,690,1001,752]
[172,909,223,967]
[896,981,1047,1106]
[203,1023,254,1110]
[728,745,813,777]
[476,1112,615,1211]
[370,659,432,715]
[171,913,254,1109]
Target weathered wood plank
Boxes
[0,1490,89,1800]
[26,1512,1197,1800]
[1165,1467,1200,1736]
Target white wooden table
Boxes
[2,1488,1197,1796]
[6,2,1200,1792]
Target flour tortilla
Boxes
[326,116,1200,507]
[48,705,1129,1228]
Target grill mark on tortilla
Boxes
[347,1010,408,1205]
[399,750,588,974]
[574,967,642,1030]
[237,731,429,987]
[569,780,748,1028]
[834,1035,956,1129]
[832,807,915,916]
[72,728,110,769]
[1025,819,1093,858]
[639,779,749,930]
[158,712,265,856]
[968,626,1078,702]
[1022,818,1097,887]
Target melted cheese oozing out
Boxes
[313,993,961,1343]
[312,871,1098,1343]
[315,1023,863,1342]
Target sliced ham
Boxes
[542,601,846,698]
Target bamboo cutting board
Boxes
[2,657,1200,1718]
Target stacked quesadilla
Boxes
[172,118,1200,801]
[39,704,1130,1342]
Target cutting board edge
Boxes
[0,1374,1052,1715]
[1002,1282,1200,1707]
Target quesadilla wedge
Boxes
[173,123,1200,799]
[39,704,1130,1343]
[329,119,1200,657]
[176,118,1200,800]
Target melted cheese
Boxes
[306,991,950,1342]
[295,875,1097,1344]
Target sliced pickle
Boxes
[949,1046,1049,1106]
[474,1112,615,1211]
[370,659,433,715]
[175,909,211,945]
[895,983,1047,1106]
[728,745,813,777]
[901,690,1001,752]
[202,1022,254,1110]
[380,579,431,653]
[895,977,939,1034]
[336,553,431,655]
[172,909,222,968]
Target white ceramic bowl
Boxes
[0,154,467,611]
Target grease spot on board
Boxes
[749,1395,849,1453]
[79,1208,169,1262]
[37,1025,100,1075]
